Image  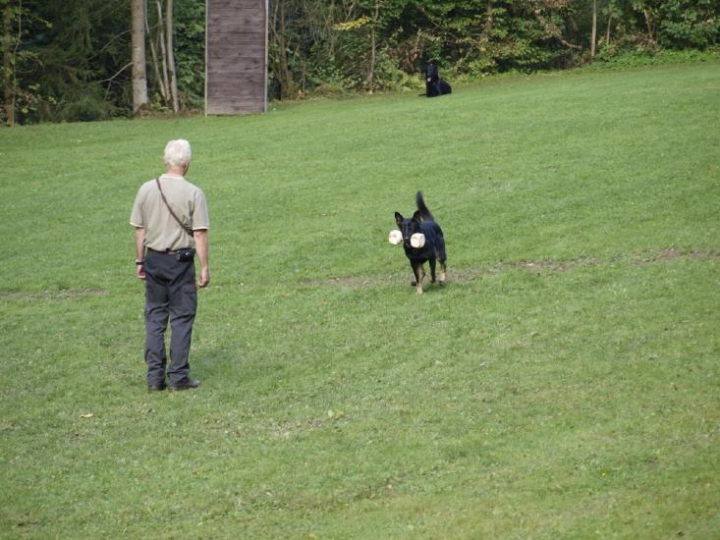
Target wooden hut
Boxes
[205,0,268,115]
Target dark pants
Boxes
[143,251,197,387]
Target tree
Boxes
[147,0,180,111]
[591,0,598,57]
[131,0,148,113]
[1,0,53,125]
[165,0,179,112]
[3,0,717,124]
[659,0,720,48]
[2,0,13,125]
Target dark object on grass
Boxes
[425,61,452,97]
[394,191,448,294]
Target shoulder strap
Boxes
[156,177,193,237]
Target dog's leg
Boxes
[429,258,437,284]
[436,236,447,284]
[437,252,447,284]
[412,263,425,294]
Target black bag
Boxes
[175,248,196,262]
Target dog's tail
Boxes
[416,191,435,221]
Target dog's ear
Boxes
[412,210,423,223]
[395,212,404,226]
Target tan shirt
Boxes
[130,174,210,252]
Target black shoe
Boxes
[169,379,201,391]
[148,383,167,392]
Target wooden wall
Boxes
[205,0,267,115]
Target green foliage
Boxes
[3,0,720,121]
[57,83,119,122]
[2,0,129,123]
[592,44,719,68]
[1,62,719,537]
[373,49,424,92]
[659,0,720,48]
[604,0,720,51]
[158,0,206,110]
[2,0,206,123]
[1,2,50,124]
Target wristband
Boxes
[136,260,145,265]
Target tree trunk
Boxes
[145,5,165,102]
[365,0,380,92]
[269,0,292,99]
[591,0,597,58]
[1,2,22,126]
[156,0,171,105]
[481,1,494,42]
[165,0,179,112]
[2,2,15,125]
[131,0,149,114]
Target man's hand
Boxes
[193,229,210,289]
[197,268,210,288]
[135,228,146,280]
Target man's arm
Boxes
[135,227,146,280]
[193,229,210,288]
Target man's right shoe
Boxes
[169,379,201,391]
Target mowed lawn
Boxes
[1,61,719,539]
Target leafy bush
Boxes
[56,89,116,122]
[592,45,720,69]
[659,0,720,49]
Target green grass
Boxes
[1,62,719,539]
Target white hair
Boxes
[163,139,192,168]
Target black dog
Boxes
[394,191,448,294]
[425,62,452,98]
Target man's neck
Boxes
[165,166,185,177]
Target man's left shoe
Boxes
[169,379,201,391]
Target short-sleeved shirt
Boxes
[130,173,210,252]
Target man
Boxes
[130,139,210,392]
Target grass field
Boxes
[1,61,719,539]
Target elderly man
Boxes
[130,139,210,391]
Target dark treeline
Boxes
[2,0,718,124]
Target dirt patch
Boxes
[0,288,109,301]
[300,247,719,289]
